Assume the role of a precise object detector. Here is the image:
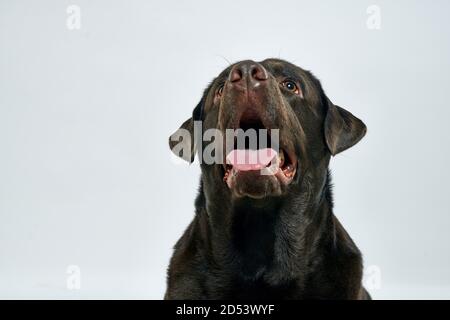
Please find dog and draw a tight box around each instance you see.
[165,59,370,299]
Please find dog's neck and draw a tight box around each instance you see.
[198,169,335,285]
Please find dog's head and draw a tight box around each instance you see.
[169,59,366,201]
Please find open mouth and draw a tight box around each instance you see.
[223,110,297,189]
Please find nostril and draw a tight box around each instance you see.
[230,68,243,82]
[251,65,268,81]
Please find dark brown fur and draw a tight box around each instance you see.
[165,59,370,299]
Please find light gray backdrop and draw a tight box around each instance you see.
[1,0,449,299]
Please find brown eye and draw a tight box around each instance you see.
[281,80,300,95]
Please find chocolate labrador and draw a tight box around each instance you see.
[165,59,370,299]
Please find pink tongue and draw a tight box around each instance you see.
[226,148,278,171]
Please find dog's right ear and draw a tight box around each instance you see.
[168,100,203,163]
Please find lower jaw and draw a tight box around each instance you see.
[224,166,296,190]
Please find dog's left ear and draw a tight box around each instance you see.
[324,98,367,156]
[168,100,203,163]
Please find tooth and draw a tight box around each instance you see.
[284,164,292,174]
[279,151,285,166]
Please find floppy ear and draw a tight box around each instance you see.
[168,101,203,163]
[324,98,367,156]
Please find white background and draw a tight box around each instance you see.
[1,0,449,299]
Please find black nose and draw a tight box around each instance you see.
[228,61,268,87]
